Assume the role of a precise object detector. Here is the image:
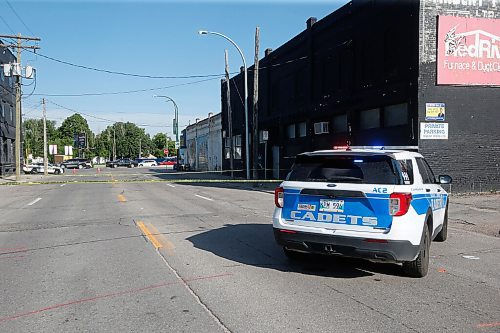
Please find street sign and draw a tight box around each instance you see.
[163,148,169,156]
[74,133,86,149]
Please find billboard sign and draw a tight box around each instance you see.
[425,103,446,121]
[74,133,87,149]
[437,16,500,86]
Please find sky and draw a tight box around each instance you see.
[0,0,348,138]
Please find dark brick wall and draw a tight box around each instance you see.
[418,0,500,192]
[221,0,420,178]
[0,40,17,176]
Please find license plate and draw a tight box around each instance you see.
[319,199,344,213]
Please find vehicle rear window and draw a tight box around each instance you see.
[286,154,402,185]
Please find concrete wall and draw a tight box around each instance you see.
[185,113,222,172]
[418,0,500,192]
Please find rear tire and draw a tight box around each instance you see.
[54,169,60,175]
[78,164,83,169]
[113,164,117,168]
[434,206,448,242]
[403,224,430,278]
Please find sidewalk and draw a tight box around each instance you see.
[0,173,56,184]
[448,193,500,238]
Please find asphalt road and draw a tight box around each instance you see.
[1,167,499,332]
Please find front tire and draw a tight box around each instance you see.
[403,224,430,278]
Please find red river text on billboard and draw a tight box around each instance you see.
[437,16,500,86]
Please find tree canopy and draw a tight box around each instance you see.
[23,113,164,161]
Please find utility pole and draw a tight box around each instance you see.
[113,127,116,161]
[0,34,40,180]
[42,98,48,176]
[225,50,234,179]
[252,27,260,182]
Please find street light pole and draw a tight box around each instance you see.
[153,95,179,149]
[198,30,250,180]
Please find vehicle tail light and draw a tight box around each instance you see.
[279,229,297,234]
[275,187,284,208]
[389,193,412,216]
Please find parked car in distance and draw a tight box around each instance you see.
[60,158,92,169]
[159,156,178,170]
[106,158,136,168]
[138,159,157,167]
[22,163,36,174]
[31,163,64,175]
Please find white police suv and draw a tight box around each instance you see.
[273,148,452,277]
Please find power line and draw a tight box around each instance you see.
[0,14,15,35]
[4,0,36,36]
[27,49,308,82]
[29,55,309,98]
[32,76,223,97]
[45,99,187,129]
[29,50,230,79]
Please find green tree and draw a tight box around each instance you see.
[23,118,58,159]
[152,132,176,157]
[57,113,94,158]
[97,122,154,159]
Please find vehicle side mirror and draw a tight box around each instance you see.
[438,175,452,184]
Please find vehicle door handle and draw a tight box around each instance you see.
[426,189,431,192]
[437,189,441,192]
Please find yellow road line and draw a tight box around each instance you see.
[136,221,163,249]
[147,222,174,255]
[117,194,127,202]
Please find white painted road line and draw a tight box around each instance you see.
[60,184,66,187]
[27,198,42,206]
[195,194,213,202]
[167,184,176,188]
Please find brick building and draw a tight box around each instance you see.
[221,0,499,192]
[0,40,17,176]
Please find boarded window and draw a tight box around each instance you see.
[360,108,380,129]
[332,114,348,133]
[298,122,307,137]
[287,124,296,139]
[384,103,408,127]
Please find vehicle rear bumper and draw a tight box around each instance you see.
[273,228,419,262]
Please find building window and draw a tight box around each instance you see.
[224,137,231,160]
[332,114,348,133]
[298,122,307,137]
[384,103,408,127]
[360,108,380,129]
[314,122,329,135]
[287,124,296,139]
[0,103,4,119]
[233,135,241,160]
